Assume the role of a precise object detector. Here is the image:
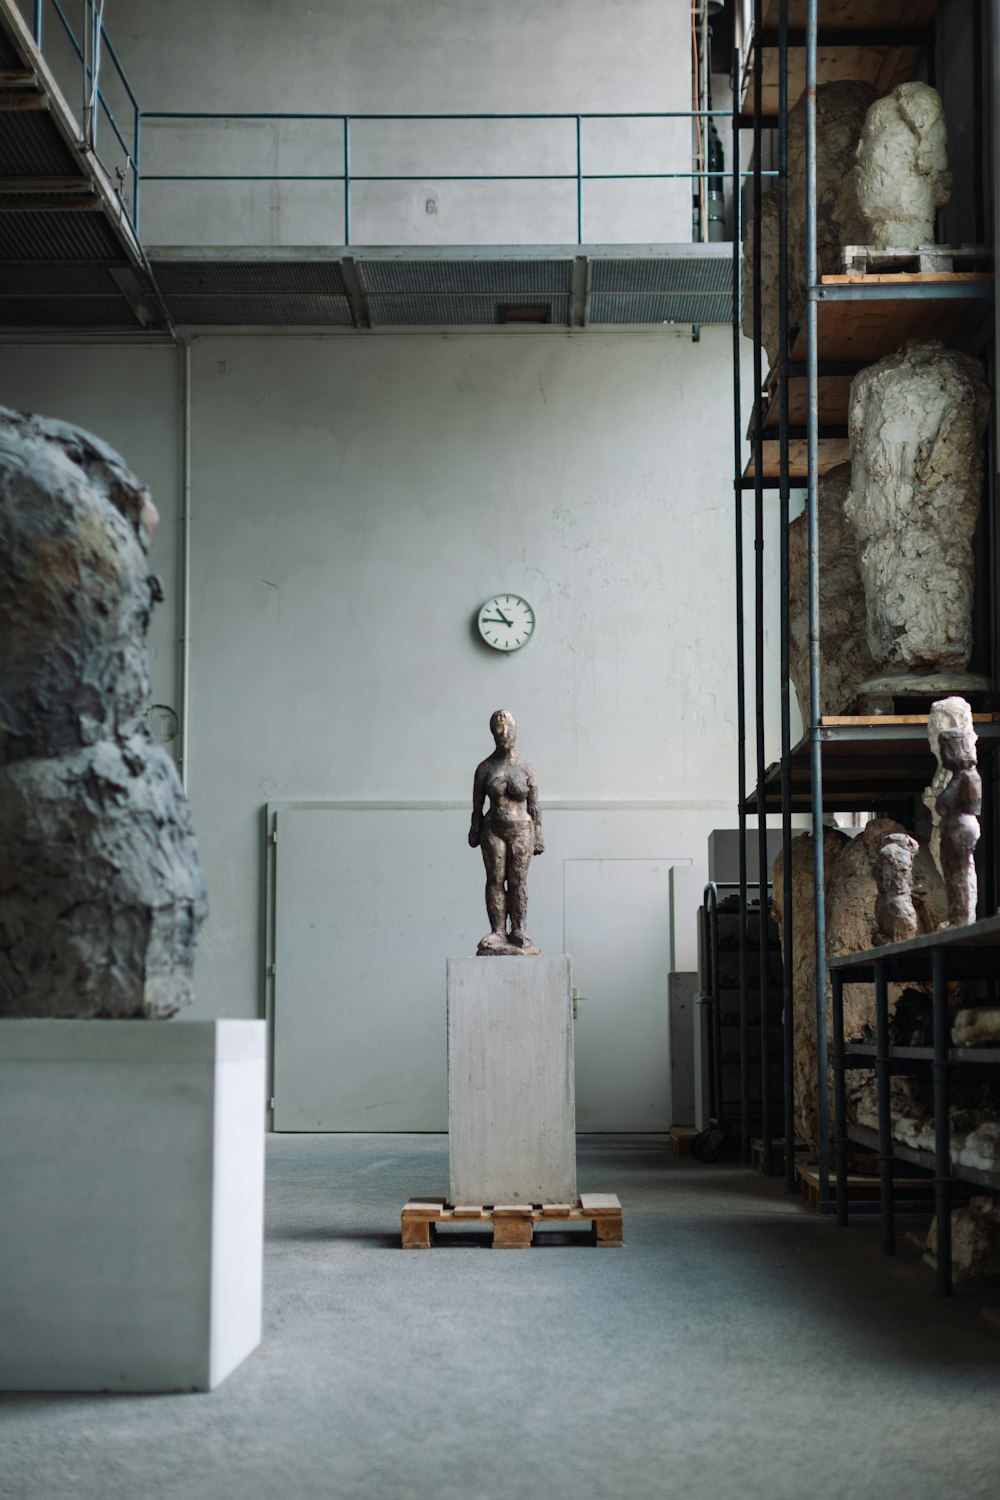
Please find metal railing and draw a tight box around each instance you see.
[23,5,783,248]
[31,0,141,224]
[136,108,763,245]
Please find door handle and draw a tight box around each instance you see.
[572,986,589,1021]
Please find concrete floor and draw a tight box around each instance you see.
[4,1134,1000,1500]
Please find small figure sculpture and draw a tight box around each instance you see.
[935,727,981,929]
[924,696,977,876]
[874,831,920,946]
[469,709,543,955]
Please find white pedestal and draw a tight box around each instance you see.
[0,1019,266,1392]
[447,955,576,1205]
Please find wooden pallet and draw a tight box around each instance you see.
[797,1163,934,1211]
[669,1127,701,1159]
[401,1193,623,1249]
[842,244,992,276]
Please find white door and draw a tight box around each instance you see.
[564,858,674,1130]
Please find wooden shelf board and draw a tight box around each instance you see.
[744,436,848,478]
[786,275,994,364]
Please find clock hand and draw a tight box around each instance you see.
[482,614,513,626]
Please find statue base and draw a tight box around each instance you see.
[476,932,541,956]
[447,955,576,1205]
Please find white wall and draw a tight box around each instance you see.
[49,0,696,245]
[0,328,773,1022]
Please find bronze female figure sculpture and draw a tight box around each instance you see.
[469,709,543,955]
[935,727,981,928]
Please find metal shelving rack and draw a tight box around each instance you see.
[731,0,998,1216]
[831,917,1000,1295]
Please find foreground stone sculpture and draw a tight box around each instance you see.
[744,80,876,366]
[0,407,206,1018]
[469,709,543,955]
[845,342,991,689]
[874,832,920,946]
[845,82,951,249]
[936,728,981,928]
[787,463,877,719]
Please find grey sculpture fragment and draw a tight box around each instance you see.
[874,831,921,946]
[744,80,876,366]
[787,463,876,719]
[0,406,206,1018]
[469,709,543,955]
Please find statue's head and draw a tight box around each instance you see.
[490,708,517,749]
[939,727,975,772]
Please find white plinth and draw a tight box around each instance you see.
[447,955,576,1205]
[0,1019,266,1392]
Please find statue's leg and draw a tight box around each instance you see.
[506,827,534,945]
[482,828,507,936]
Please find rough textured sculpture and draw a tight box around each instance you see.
[923,696,977,879]
[935,728,981,929]
[844,82,950,249]
[773,819,945,1154]
[874,831,920,946]
[845,342,991,686]
[0,406,206,1018]
[469,709,543,956]
[744,81,876,366]
[787,463,876,719]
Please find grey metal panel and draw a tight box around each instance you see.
[272,806,475,1131]
[589,292,732,324]
[0,264,119,293]
[0,110,82,177]
[163,294,354,325]
[152,260,348,296]
[0,294,136,325]
[590,254,732,295]
[367,293,570,325]
[0,209,123,259]
[358,258,573,294]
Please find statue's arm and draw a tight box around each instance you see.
[469,762,486,848]
[527,764,544,855]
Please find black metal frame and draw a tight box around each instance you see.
[831,918,1000,1295]
[732,0,997,1216]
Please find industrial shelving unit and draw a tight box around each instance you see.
[731,0,999,1236]
[831,917,1000,1294]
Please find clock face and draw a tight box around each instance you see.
[477,594,535,652]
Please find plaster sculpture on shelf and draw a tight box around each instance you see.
[469,708,543,956]
[0,407,207,1018]
[923,695,977,881]
[874,831,920,946]
[843,82,951,250]
[844,342,991,697]
[773,818,946,1155]
[744,80,876,366]
[935,727,981,929]
[787,462,876,719]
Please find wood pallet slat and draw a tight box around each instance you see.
[401,1195,623,1249]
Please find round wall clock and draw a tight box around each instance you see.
[477,594,535,652]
